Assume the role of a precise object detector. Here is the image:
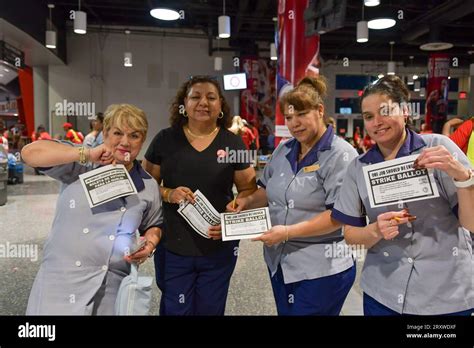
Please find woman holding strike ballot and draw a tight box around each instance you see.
[228,76,358,315]
[143,75,256,315]
[331,76,474,315]
[22,104,163,315]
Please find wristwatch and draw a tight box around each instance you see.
[453,169,474,188]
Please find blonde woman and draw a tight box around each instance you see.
[22,104,163,315]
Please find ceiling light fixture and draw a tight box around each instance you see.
[419,87,426,97]
[218,0,231,38]
[368,18,396,30]
[413,74,419,80]
[357,1,368,43]
[124,30,132,67]
[387,41,395,75]
[419,25,453,51]
[45,4,56,49]
[414,80,420,92]
[74,0,87,34]
[364,0,380,6]
[407,56,414,84]
[270,43,277,60]
[150,8,180,21]
[378,73,384,79]
[214,38,222,71]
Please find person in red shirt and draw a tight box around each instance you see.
[63,122,84,144]
[32,125,52,142]
[445,117,473,155]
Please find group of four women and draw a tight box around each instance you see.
[22,74,473,316]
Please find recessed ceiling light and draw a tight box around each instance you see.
[150,8,180,21]
[368,18,396,30]
[378,73,384,78]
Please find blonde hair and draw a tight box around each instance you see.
[103,104,148,139]
[279,76,328,123]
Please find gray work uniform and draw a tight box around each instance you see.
[26,146,163,315]
[332,129,473,315]
[258,126,358,284]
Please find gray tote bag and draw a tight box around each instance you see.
[115,263,153,315]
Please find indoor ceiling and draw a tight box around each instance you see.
[50,0,473,67]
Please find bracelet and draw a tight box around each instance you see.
[78,146,88,165]
[162,188,169,202]
[146,240,157,258]
[166,189,174,203]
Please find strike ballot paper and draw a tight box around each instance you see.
[177,190,221,239]
[79,164,137,208]
[363,154,440,208]
[221,207,272,241]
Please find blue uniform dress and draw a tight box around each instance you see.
[26,145,163,315]
[332,129,473,315]
[257,126,358,315]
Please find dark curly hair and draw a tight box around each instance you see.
[169,75,232,128]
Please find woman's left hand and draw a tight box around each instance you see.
[124,239,155,265]
[414,145,470,181]
[252,225,287,247]
[208,225,222,240]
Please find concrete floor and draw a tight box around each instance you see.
[0,167,364,315]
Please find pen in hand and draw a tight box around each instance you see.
[232,197,236,209]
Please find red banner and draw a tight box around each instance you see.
[275,0,320,143]
[240,57,276,125]
[425,53,449,134]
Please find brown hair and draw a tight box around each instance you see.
[279,75,328,123]
[169,75,232,128]
[360,75,410,107]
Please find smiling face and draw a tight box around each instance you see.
[184,82,222,124]
[104,124,144,165]
[283,103,325,146]
[362,93,406,147]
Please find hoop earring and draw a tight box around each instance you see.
[218,111,224,119]
[182,110,188,118]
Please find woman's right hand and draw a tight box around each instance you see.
[226,197,249,212]
[169,186,195,204]
[88,144,115,165]
[375,209,414,240]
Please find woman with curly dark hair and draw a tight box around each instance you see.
[143,75,257,315]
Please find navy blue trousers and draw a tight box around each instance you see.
[154,244,238,315]
[270,264,356,315]
[363,293,474,316]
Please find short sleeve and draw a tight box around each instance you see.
[38,140,90,184]
[230,133,251,171]
[144,130,165,165]
[320,142,358,209]
[331,159,367,227]
[434,136,473,213]
[257,142,286,188]
[139,180,164,234]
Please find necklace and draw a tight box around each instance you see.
[185,125,219,138]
